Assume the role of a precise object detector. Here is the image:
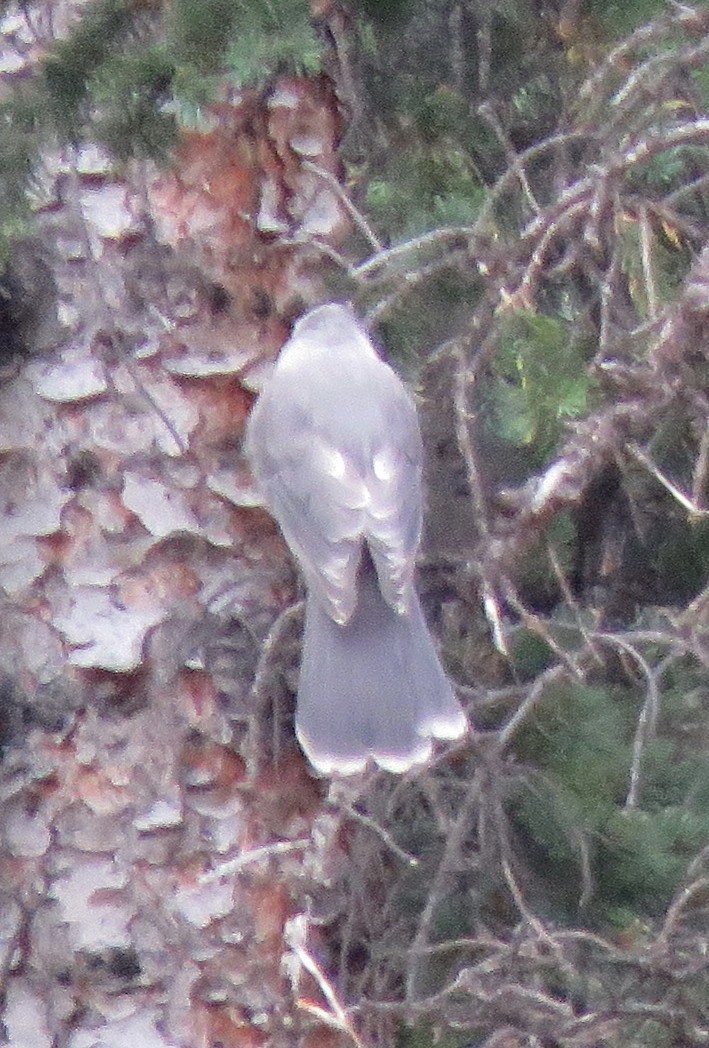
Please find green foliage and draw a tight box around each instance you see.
[357,0,416,29]
[590,0,669,39]
[512,682,709,925]
[225,0,322,88]
[91,48,178,161]
[691,66,709,109]
[652,515,709,604]
[634,149,699,192]
[362,83,486,240]
[42,0,137,135]
[0,0,325,258]
[484,312,593,459]
[603,806,709,912]
[622,148,709,259]
[0,86,52,262]
[509,628,556,679]
[349,5,533,184]
[365,117,485,241]
[372,268,482,374]
[520,685,632,810]
[170,0,242,71]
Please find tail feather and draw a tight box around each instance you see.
[295,567,467,774]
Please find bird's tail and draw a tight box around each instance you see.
[295,564,467,774]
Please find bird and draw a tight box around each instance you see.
[244,303,467,774]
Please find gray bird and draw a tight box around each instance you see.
[245,303,467,774]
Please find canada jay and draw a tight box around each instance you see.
[245,303,467,774]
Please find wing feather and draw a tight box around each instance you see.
[245,308,424,623]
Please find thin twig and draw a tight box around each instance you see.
[199,838,311,883]
[692,420,709,509]
[331,799,420,867]
[353,226,474,279]
[639,204,658,319]
[405,772,483,1001]
[502,580,583,679]
[285,915,369,1048]
[578,6,702,106]
[497,664,568,751]
[250,601,304,702]
[303,160,383,253]
[628,443,709,517]
[593,631,663,809]
[654,876,709,950]
[478,102,540,216]
[546,541,602,661]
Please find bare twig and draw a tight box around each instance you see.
[497,664,568,751]
[638,205,658,319]
[692,420,709,509]
[247,600,304,772]
[331,798,420,867]
[353,226,474,280]
[628,443,709,517]
[303,160,383,252]
[250,601,304,703]
[478,102,540,216]
[501,580,583,679]
[405,772,483,1001]
[285,915,369,1047]
[200,838,310,883]
[592,632,667,809]
[577,6,708,107]
[654,876,709,950]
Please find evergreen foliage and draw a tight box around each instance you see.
[41,0,137,134]
[225,0,321,88]
[317,3,709,1044]
[485,312,593,458]
[0,85,48,250]
[513,681,709,922]
[0,0,708,1044]
[0,0,323,254]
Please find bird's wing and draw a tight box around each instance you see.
[246,363,423,623]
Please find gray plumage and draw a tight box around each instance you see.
[245,303,467,774]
